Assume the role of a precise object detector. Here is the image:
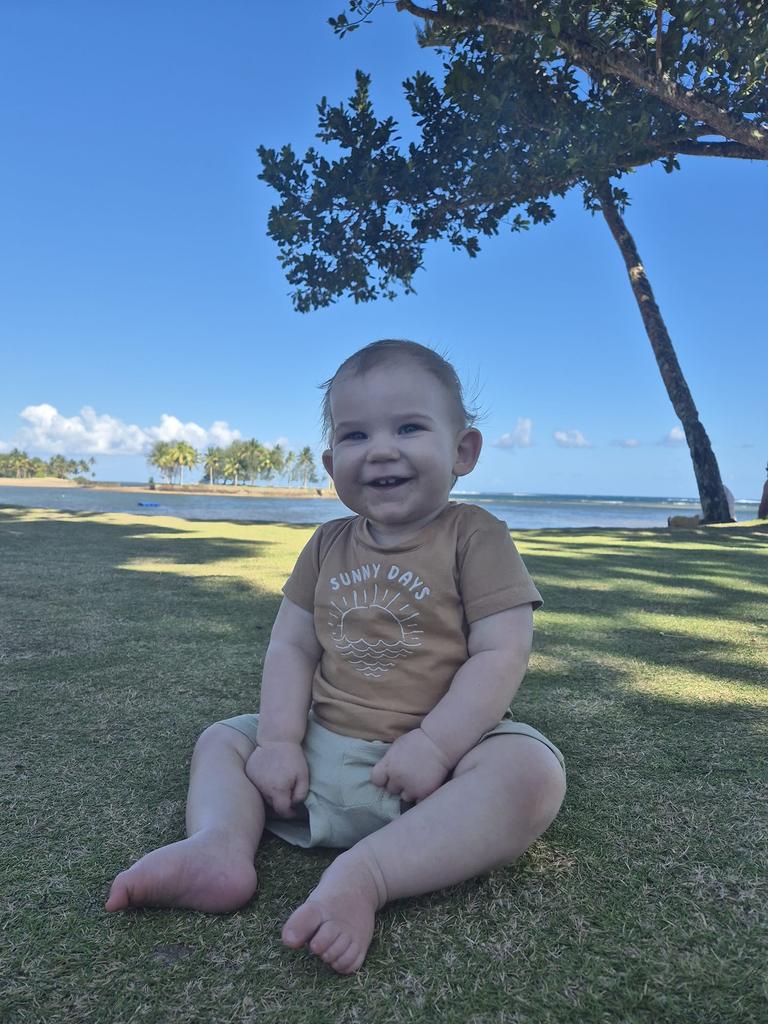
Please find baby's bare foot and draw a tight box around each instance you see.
[105,828,258,914]
[282,850,384,974]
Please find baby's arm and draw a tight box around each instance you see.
[245,597,321,817]
[371,604,533,802]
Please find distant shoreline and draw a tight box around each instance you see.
[0,477,337,500]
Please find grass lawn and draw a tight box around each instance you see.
[1,506,766,1024]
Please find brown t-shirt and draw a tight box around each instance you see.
[282,502,542,742]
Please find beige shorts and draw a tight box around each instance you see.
[218,712,565,849]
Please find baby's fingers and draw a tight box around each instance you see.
[373,763,404,796]
[270,782,297,818]
[291,764,309,805]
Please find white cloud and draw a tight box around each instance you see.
[659,426,685,446]
[0,439,10,453]
[493,418,533,449]
[611,438,641,448]
[554,428,592,448]
[17,404,242,455]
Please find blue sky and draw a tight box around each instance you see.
[1,1,765,499]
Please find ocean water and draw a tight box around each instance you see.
[0,485,760,530]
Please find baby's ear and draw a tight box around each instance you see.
[453,428,482,478]
[322,449,334,478]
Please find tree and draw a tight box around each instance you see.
[259,1,767,522]
[241,438,267,484]
[6,448,33,478]
[47,454,67,478]
[203,446,223,485]
[283,449,297,486]
[266,443,287,483]
[222,443,248,487]
[294,446,320,488]
[147,441,175,484]
[172,441,199,484]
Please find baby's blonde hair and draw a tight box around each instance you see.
[320,339,476,444]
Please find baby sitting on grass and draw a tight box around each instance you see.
[106,339,566,974]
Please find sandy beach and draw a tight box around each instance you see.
[0,476,337,499]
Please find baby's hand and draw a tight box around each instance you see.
[370,728,453,804]
[245,741,309,818]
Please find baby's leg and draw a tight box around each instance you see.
[106,724,265,913]
[283,735,565,973]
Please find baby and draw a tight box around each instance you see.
[106,339,566,974]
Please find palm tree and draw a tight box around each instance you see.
[47,454,69,479]
[267,444,286,484]
[283,450,297,486]
[203,446,223,485]
[222,443,248,487]
[294,447,319,489]
[148,441,174,484]
[223,455,244,487]
[7,448,30,478]
[171,441,198,484]
[242,439,267,484]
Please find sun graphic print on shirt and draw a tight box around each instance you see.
[328,581,426,679]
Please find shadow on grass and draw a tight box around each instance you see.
[0,509,292,717]
[3,508,765,742]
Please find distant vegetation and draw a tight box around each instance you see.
[0,450,94,480]
[0,440,323,489]
[147,440,321,488]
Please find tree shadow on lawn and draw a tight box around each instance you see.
[0,506,303,573]
[512,525,767,789]
[519,525,768,599]
[181,518,322,530]
[524,536,768,593]
[5,508,764,772]
[520,526,768,627]
[0,508,296,704]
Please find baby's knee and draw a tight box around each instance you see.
[518,744,566,834]
[193,722,254,762]
[491,737,566,832]
[533,757,566,830]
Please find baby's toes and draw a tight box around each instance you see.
[104,872,132,911]
[282,901,324,948]
[332,942,366,975]
[320,933,353,966]
[309,920,343,957]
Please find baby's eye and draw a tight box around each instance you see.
[399,423,423,434]
[341,430,366,441]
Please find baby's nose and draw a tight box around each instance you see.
[367,435,400,460]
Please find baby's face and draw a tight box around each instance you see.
[322,359,480,544]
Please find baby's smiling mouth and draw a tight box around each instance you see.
[367,477,410,488]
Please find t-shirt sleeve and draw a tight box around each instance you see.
[458,514,542,623]
[281,527,323,613]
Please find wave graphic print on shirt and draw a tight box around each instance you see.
[328,581,426,679]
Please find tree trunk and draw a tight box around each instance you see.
[595,180,731,524]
